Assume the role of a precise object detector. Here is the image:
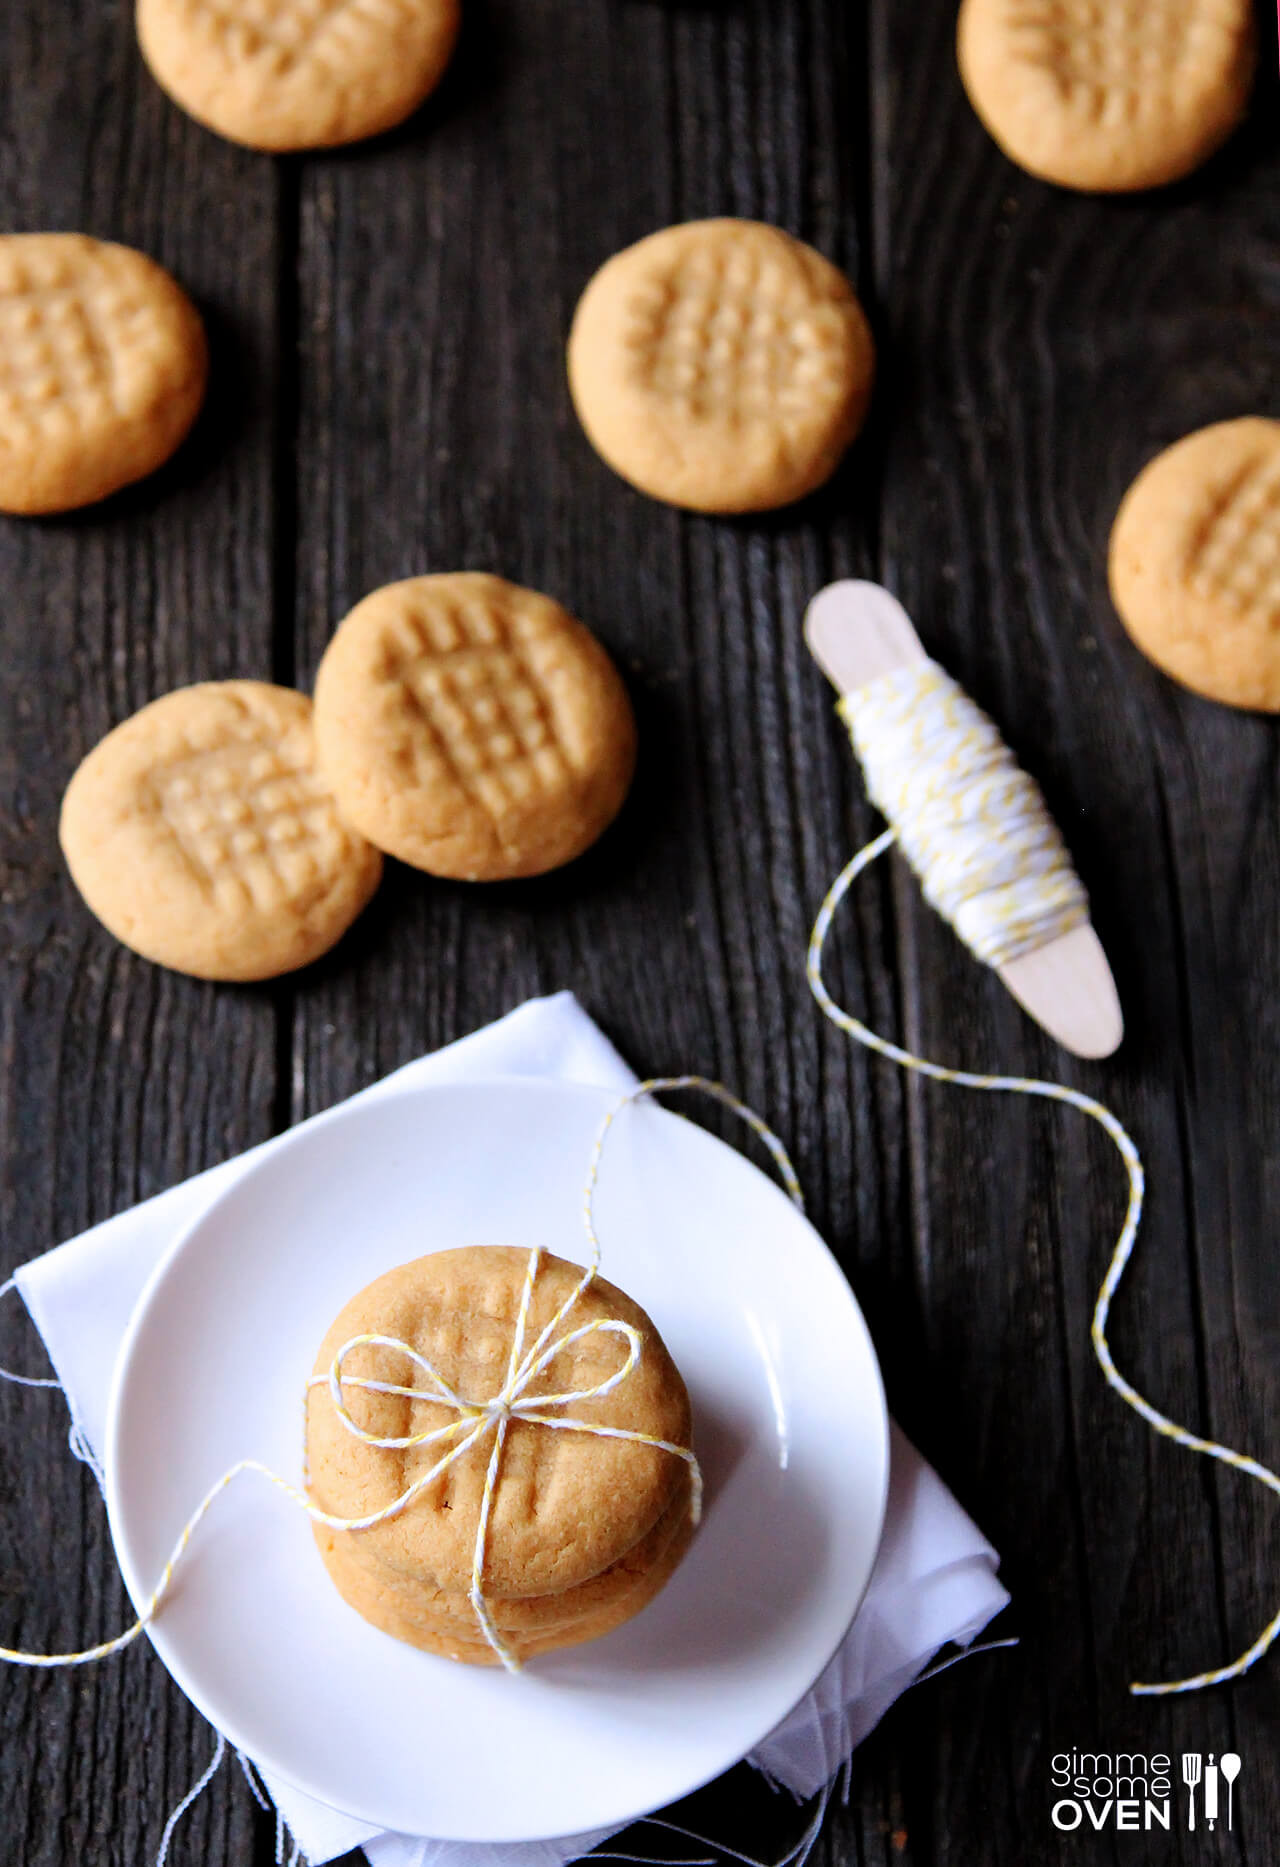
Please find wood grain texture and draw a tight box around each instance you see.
[1,0,1279,1862]
[0,5,284,1863]
[865,6,1280,1866]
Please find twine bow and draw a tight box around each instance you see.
[0,1077,795,1674]
[314,1241,703,1669]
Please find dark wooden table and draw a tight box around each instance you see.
[2,2,1279,1862]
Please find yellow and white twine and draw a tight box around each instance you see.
[816,667,1280,1694]
[2,649,1273,1698]
[841,661,1088,969]
[0,1078,804,1675]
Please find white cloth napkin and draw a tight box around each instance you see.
[13,993,1009,1867]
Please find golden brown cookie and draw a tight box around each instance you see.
[317,1482,696,1665]
[306,1247,692,1597]
[0,234,206,515]
[323,1467,693,1636]
[1109,418,1280,711]
[312,574,637,881]
[136,0,460,151]
[60,682,383,979]
[957,0,1255,192]
[567,219,874,513]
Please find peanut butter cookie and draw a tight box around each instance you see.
[958,0,1255,192]
[567,220,874,513]
[1109,418,1280,711]
[137,0,460,150]
[61,682,382,978]
[312,574,637,880]
[306,1247,692,1600]
[315,1477,696,1665]
[0,234,206,515]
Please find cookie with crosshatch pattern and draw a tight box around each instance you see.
[60,682,382,979]
[136,0,460,151]
[0,234,206,516]
[313,1475,696,1665]
[305,1246,694,1663]
[957,0,1255,192]
[1108,419,1280,711]
[566,220,874,514]
[312,574,637,880]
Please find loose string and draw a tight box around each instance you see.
[153,1731,227,1867]
[0,1079,1011,1861]
[0,1279,62,1387]
[810,812,1280,1693]
[0,1077,805,1675]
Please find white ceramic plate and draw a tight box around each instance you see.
[105,1077,887,1842]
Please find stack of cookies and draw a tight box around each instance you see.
[305,1246,696,1665]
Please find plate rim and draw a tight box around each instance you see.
[104,1074,889,1841]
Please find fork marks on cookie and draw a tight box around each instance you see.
[313,574,636,880]
[185,0,427,82]
[1001,0,1247,119]
[154,712,352,912]
[959,0,1254,190]
[1185,448,1280,625]
[0,235,206,514]
[375,589,576,827]
[138,0,459,150]
[623,240,854,437]
[61,682,381,980]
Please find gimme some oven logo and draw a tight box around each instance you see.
[1051,1751,1243,1834]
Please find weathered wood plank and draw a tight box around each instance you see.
[289,2,891,1859]
[869,3,1280,1863]
[0,6,284,1862]
[3,0,1280,1861]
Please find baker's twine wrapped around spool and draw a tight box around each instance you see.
[809,664,1280,1696]
[839,660,1089,968]
[0,1078,800,1674]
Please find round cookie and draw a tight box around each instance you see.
[957,0,1256,193]
[567,219,874,514]
[320,1467,693,1636]
[312,574,637,881]
[1109,418,1280,711]
[306,1247,692,1598]
[136,0,460,151]
[60,681,383,979]
[0,234,206,515]
[316,1484,696,1665]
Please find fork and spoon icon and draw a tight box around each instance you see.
[1183,1753,1243,1831]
